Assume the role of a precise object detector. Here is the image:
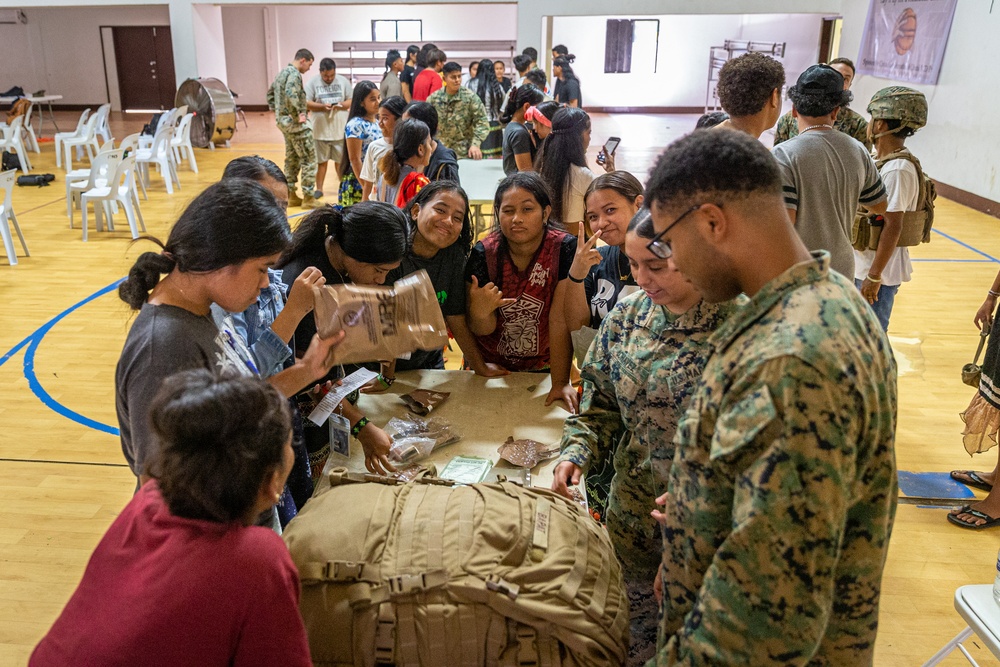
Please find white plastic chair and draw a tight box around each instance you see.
[93,103,112,144]
[135,124,180,194]
[64,139,115,216]
[0,169,29,265]
[118,133,147,200]
[67,149,123,225]
[80,155,145,241]
[62,114,100,172]
[138,108,177,150]
[54,109,91,168]
[2,101,42,153]
[170,113,198,173]
[0,117,32,173]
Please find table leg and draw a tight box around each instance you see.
[45,101,60,134]
[920,626,976,666]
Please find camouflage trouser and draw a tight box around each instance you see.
[282,128,317,197]
[626,578,657,667]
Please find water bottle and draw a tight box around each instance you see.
[994,545,1000,606]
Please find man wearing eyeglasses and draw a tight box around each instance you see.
[644,129,897,667]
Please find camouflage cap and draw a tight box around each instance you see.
[867,86,927,131]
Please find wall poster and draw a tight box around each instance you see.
[856,0,958,84]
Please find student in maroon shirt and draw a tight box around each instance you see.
[31,370,312,667]
[464,172,579,413]
[412,48,446,101]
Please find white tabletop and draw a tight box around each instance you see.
[458,158,506,204]
[955,584,1000,659]
[315,369,569,492]
[0,94,63,104]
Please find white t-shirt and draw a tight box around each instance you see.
[853,156,920,286]
[304,74,352,141]
[360,137,393,195]
[562,164,595,226]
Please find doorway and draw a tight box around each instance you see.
[818,17,843,64]
[111,26,177,111]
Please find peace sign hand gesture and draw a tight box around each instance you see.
[568,222,602,283]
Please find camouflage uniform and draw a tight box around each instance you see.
[650,251,898,666]
[267,64,317,197]
[773,106,871,150]
[557,292,744,666]
[427,87,490,158]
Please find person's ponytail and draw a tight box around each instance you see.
[279,205,343,266]
[118,240,176,310]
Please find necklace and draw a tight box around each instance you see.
[800,123,834,135]
[617,248,631,282]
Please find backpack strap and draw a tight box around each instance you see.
[875,149,927,211]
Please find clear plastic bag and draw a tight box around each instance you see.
[386,415,461,463]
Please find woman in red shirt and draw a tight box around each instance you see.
[464,172,578,412]
[31,370,312,667]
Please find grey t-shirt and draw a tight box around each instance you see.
[115,304,250,477]
[772,129,886,278]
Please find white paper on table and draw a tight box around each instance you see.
[308,368,380,425]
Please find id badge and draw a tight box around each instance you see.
[329,413,351,458]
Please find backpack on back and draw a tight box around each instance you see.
[852,150,936,252]
[283,469,629,667]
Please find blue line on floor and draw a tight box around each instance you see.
[911,258,994,263]
[1,279,123,435]
[932,228,1000,263]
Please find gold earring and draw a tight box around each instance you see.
[274,492,281,503]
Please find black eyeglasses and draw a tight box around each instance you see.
[646,204,706,259]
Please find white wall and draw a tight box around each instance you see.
[192,4,228,83]
[0,5,170,105]
[839,0,1000,202]
[220,3,518,106]
[550,13,826,109]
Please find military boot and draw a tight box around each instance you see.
[287,188,303,207]
[301,194,324,209]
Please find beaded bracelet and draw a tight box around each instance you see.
[351,416,370,438]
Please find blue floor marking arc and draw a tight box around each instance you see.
[1,279,124,436]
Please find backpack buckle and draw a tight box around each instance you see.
[486,575,520,600]
[374,604,396,663]
[327,561,365,581]
[387,573,426,595]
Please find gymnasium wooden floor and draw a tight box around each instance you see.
[1,110,998,666]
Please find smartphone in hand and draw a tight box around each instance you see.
[597,136,621,165]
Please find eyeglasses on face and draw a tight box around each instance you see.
[646,203,707,259]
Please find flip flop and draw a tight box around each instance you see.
[947,505,1000,530]
[950,470,993,492]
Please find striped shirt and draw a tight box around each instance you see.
[772,128,886,278]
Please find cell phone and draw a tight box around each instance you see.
[597,136,621,165]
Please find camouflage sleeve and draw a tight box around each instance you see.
[657,357,864,666]
[772,113,792,147]
[285,73,306,117]
[556,319,626,472]
[853,116,872,150]
[267,80,276,112]
[470,96,490,146]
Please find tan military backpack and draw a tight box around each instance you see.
[852,150,937,252]
[283,469,630,667]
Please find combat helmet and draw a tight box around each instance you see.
[867,86,927,132]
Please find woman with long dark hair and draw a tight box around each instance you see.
[114,180,341,491]
[338,81,382,207]
[464,172,579,412]
[400,44,419,102]
[526,100,559,147]
[360,95,408,202]
[277,202,409,477]
[472,58,506,158]
[375,118,432,207]
[534,107,613,229]
[553,54,582,108]
[501,84,545,175]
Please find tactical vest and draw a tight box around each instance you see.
[283,469,629,666]
[852,149,937,252]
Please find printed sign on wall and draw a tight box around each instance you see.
[856,0,958,84]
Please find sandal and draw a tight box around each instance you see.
[950,470,993,492]
[947,505,1000,530]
